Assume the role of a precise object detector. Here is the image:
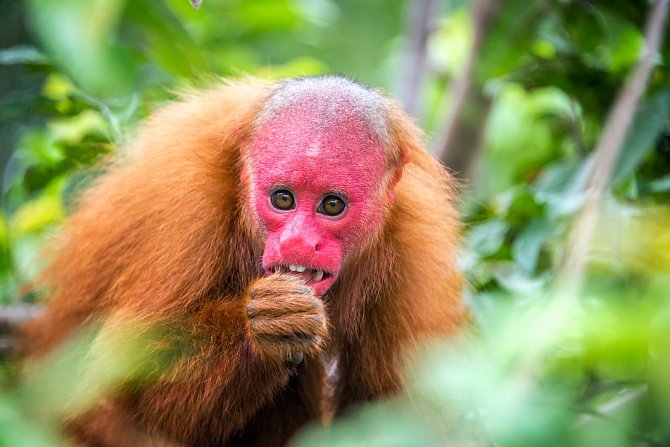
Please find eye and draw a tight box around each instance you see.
[270,190,295,210]
[319,195,346,216]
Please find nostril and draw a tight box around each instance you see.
[314,243,322,252]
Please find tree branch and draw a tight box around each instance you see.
[555,0,670,296]
[399,0,439,118]
[436,0,500,176]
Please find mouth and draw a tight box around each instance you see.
[269,264,332,283]
[266,263,336,295]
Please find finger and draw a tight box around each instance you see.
[257,335,324,357]
[254,342,318,365]
[250,314,326,339]
[246,295,322,319]
[250,275,313,300]
[250,285,312,301]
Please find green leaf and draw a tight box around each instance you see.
[512,218,554,275]
[11,191,65,237]
[493,261,546,294]
[467,219,509,257]
[0,45,49,66]
[533,160,589,218]
[17,130,65,167]
[483,85,570,194]
[647,175,670,193]
[613,89,670,185]
[47,110,108,145]
[42,73,78,101]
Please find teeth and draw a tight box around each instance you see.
[296,265,306,273]
[288,264,297,272]
[312,270,324,282]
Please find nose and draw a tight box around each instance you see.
[278,214,322,255]
[280,233,322,254]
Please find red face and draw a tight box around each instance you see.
[248,102,389,296]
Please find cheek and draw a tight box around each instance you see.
[260,232,282,264]
[329,198,386,252]
[251,190,281,231]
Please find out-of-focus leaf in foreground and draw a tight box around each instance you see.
[6,317,184,445]
[296,287,670,446]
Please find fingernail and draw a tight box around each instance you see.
[290,351,304,365]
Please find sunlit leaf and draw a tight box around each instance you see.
[41,74,77,101]
[48,110,109,145]
[11,193,65,237]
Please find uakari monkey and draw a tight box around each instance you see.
[24,76,465,446]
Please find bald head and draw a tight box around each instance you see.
[256,76,390,149]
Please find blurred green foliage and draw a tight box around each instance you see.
[0,0,669,445]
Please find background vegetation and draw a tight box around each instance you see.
[0,0,669,445]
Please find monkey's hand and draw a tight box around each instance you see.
[246,274,328,364]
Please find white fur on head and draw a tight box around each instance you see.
[256,76,391,148]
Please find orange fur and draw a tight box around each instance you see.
[23,77,465,446]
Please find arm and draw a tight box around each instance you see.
[70,274,328,446]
